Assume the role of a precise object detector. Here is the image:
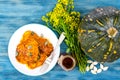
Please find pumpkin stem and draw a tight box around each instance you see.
[107,27,118,38]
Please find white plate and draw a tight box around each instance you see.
[8,23,60,76]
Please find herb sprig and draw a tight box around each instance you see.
[42,0,87,73]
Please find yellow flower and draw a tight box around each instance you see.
[55,3,63,9]
[65,16,72,24]
[46,12,52,17]
[53,17,59,27]
[58,0,69,6]
[70,11,80,17]
[42,16,48,23]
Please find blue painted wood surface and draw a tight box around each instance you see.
[0,0,120,80]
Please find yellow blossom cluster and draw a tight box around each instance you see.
[58,0,69,6]
[42,0,87,73]
[42,0,80,32]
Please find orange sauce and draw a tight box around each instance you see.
[16,30,53,69]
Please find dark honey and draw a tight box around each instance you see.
[62,57,73,69]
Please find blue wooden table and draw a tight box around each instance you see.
[0,0,120,80]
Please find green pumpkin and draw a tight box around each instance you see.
[78,7,120,62]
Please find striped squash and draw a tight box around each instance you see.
[78,7,120,62]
